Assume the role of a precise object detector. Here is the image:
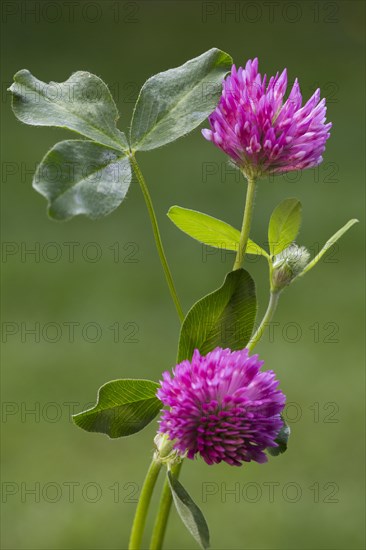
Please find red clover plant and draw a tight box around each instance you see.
[9,48,358,550]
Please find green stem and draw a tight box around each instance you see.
[129,154,184,323]
[128,155,184,548]
[233,175,256,271]
[247,291,281,351]
[128,458,162,550]
[149,462,183,550]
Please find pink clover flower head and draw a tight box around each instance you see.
[157,347,286,466]
[202,58,332,178]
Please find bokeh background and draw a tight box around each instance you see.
[1,1,365,548]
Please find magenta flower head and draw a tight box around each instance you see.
[202,58,332,178]
[157,347,286,466]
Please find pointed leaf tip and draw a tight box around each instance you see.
[168,206,268,257]
[178,269,257,362]
[268,198,302,257]
[168,471,210,549]
[300,218,359,277]
[73,379,162,438]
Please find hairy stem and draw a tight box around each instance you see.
[247,291,281,351]
[130,154,184,322]
[233,175,256,270]
[128,153,185,548]
[129,458,162,549]
[149,462,183,549]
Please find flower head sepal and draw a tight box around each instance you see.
[154,433,185,467]
[271,244,310,291]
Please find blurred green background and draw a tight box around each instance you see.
[1,1,365,549]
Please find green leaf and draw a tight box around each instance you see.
[168,206,268,256]
[73,379,162,438]
[246,239,269,257]
[299,219,359,277]
[168,471,210,550]
[33,140,131,220]
[9,70,127,151]
[130,48,232,151]
[268,198,302,256]
[267,417,290,456]
[178,269,257,362]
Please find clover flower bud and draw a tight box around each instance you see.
[271,244,310,291]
